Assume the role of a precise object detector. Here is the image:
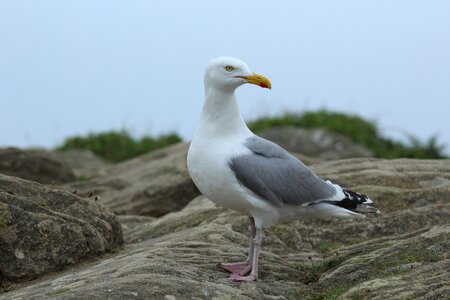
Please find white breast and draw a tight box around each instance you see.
[187,135,253,213]
[187,134,281,228]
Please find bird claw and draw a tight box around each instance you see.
[219,262,250,275]
[229,273,257,282]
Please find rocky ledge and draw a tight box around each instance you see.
[0,174,123,288]
[0,144,449,299]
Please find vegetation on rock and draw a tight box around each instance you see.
[0,174,124,288]
[55,110,446,161]
[248,110,447,159]
[56,130,181,162]
[295,226,450,299]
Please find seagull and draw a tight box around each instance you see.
[187,57,379,282]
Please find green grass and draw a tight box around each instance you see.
[294,240,446,300]
[295,283,354,300]
[294,255,350,299]
[318,242,343,253]
[295,255,347,284]
[56,110,447,162]
[105,243,122,254]
[76,175,90,181]
[46,288,70,297]
[248,110,447,159]
[370,248,444,278]
[0,217,6,229]
[56,130,181,163]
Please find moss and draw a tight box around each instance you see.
[318,242,343,253]
[46,288,70,297]
[76,175,90,182]
[295,282,354,300]
[295,238,447,300]
[370,248,444,277]
[105,243,122,254]
[296,255,347,284]
[349,289,372,300]
[0,217,6,229]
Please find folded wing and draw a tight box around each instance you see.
[229,136,342,207]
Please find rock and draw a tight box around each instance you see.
[0,174,123,286]
[259,127,373,160]
[311,158,450,213]
[0,148,76,184]
[118,215,156,240]
[54,149,110,179]
[63,143,199,217]
[289,152,321,166]
[1,158,449,299]
[297,225,450,300]
[2,196,449,299]
[0,197,302,299]
[122,196,226,243]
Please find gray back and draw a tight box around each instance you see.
[229,136,336,207]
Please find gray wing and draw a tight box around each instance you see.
[229,136,337,207]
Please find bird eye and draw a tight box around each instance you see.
[225,65,234,72]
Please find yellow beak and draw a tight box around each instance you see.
[241,72,272,89]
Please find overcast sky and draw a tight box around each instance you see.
[1,1,449,154]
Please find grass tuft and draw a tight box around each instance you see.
[248,110,447,159]
[46,288,70,297]
[294,237,447,300]
[56,130,181,163]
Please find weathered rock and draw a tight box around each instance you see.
[259,127,373,160]
[64,143,198,217]
[289,152,321,166]
[311,158,450,213]
[0,148,76,184]
[118,215,156,240]
[54,149,110,179]
[1,158,449,299]
[2,191,449,299]
[0,174,123,286]
[0,197,304,299]
[296,225,450,300]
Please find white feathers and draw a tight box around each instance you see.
[188,57,378,229]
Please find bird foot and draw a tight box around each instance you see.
[219,262,251,275]
[229,273,257,282]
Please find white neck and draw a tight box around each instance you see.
[194,86,252,141]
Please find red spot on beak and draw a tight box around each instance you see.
[259,82,268,88]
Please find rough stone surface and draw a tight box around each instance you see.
[302,225,450,300]
[1,158,449,299]
[64,143,198,217]
[1,195,449,299]
[311,158,450,214]
[0,174,123,286]
[259,127,373,160]
[54,149,110,179]
[0,148,76,184]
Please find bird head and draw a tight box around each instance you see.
[204,57,271,92]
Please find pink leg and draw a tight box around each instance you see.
[230,225,261,282]
[220,217,256,275]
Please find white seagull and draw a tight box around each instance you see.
[187,57,379,282]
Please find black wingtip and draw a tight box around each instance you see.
[334,188,379,213]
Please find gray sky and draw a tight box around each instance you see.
[1,1,450,154]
